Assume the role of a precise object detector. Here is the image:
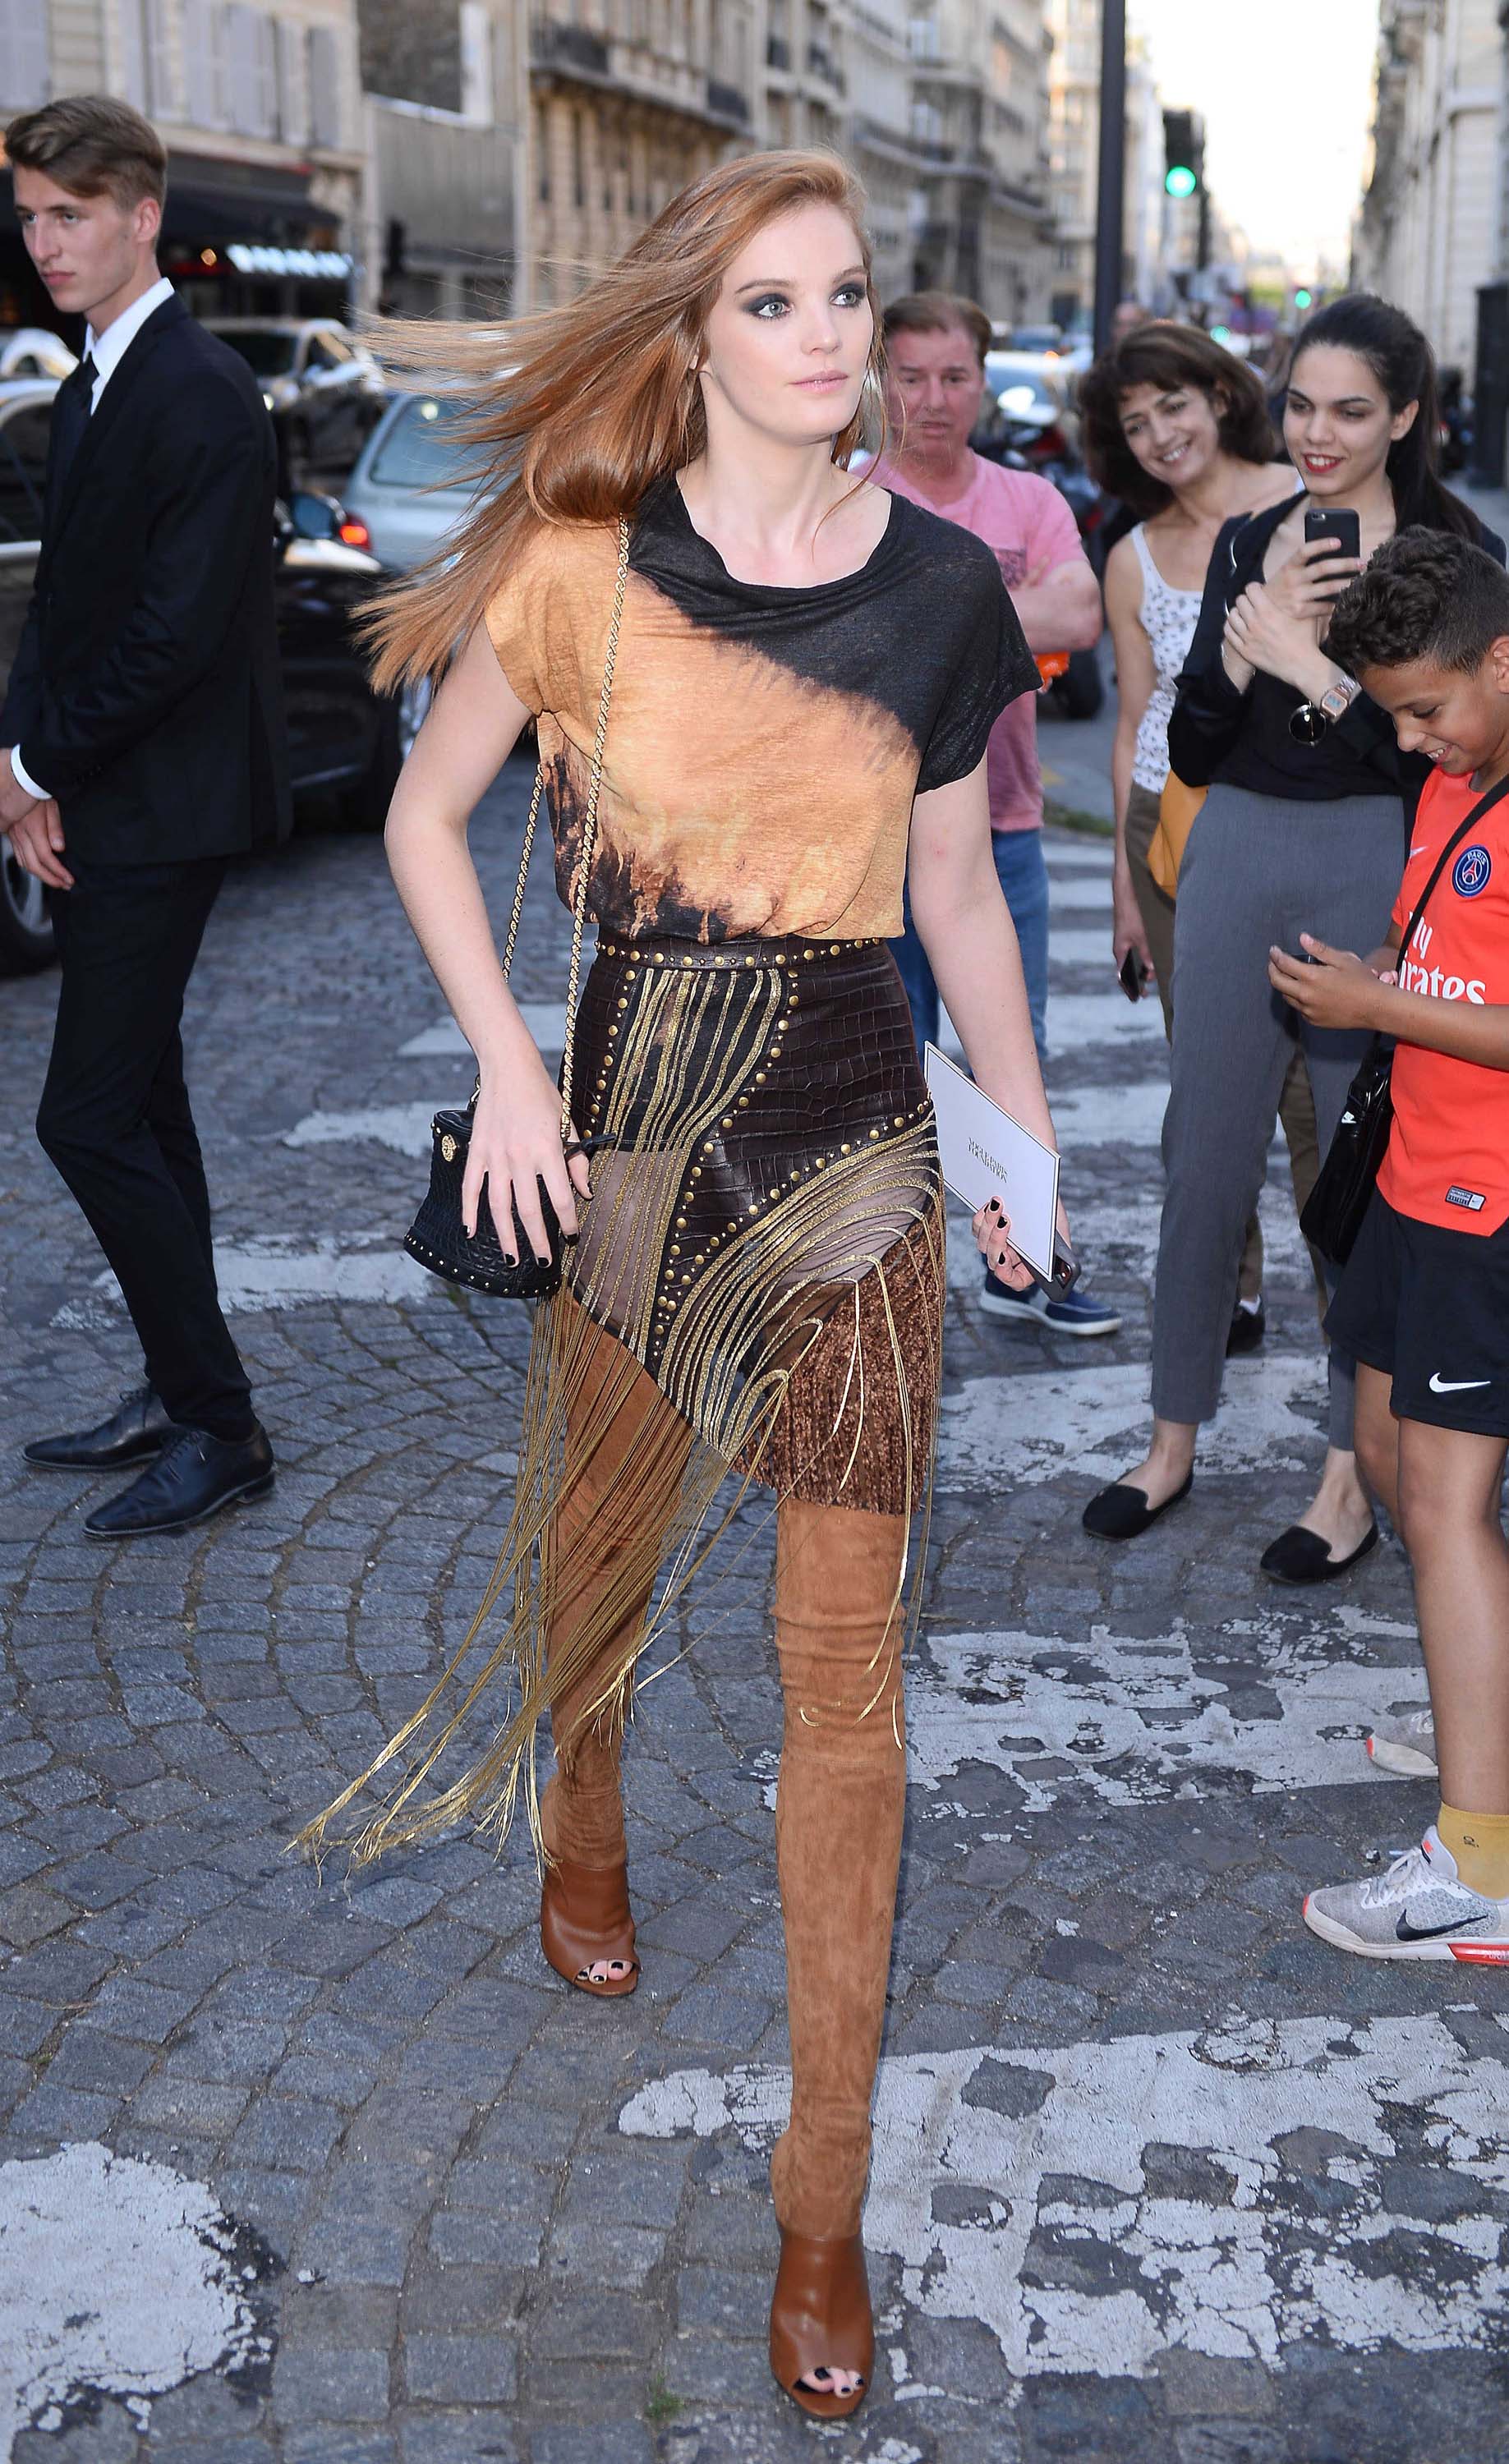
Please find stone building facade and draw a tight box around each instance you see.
[2,0,365,324]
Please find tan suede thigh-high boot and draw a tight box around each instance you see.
[770,1495,909,2233]
[537,1302,691,1990]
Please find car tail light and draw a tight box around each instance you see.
[338,517,371,549]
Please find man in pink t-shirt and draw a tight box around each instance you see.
[872,291,1112,1333]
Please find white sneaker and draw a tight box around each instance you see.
[1304,1827,1509,1963]
[1366,1704,1438,1777]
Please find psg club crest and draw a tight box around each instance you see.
[1452,844,1493,899]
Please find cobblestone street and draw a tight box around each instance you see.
[2,751,1507,2464]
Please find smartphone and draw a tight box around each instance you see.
[1304,507,1361,563]
[1038,1229,1081,1297]
[1118,949,1150,1003]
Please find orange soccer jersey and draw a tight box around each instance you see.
[1378,765,1509,1235]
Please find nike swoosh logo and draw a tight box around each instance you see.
[1429,1373,1491,1393]
[1397,1911,1488,1942]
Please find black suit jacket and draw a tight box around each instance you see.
[0,292,292,865]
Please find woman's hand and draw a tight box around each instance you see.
[1224,582,1332,695]
[465,1048,593,1263]
[1264,536,1362,624]
[970,1194,1073,1293]
[1111,864,1156,985]
[1267,935,1388,1033]
[973,1196,1033,1290]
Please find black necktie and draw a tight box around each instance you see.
[50,352,97,500]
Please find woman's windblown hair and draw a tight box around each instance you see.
[363,149,882,693]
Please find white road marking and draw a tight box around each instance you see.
[904,1614,1411,1811]
[284,1103,437,1158]
[1048,926,1133,970]
[0,2143,265,2456]
[936,1349,1327,1487]
[619,2016,1509,2379]
[53,1238,437,1325]
[1050,991,1166,1048]
[398,1000,564,1059]
[1041,839,1114,871]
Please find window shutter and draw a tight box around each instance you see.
[307,25,340,148]
[255,12,278,136]
[276,16,306,142]
[119,0,147,104]
[3,0,52,107]
[184,0,222,124]
[146,0,175,112]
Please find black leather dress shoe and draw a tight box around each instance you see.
[1226,1298,1266,1358]
[1082,1470,1194,1541]
[1260,1519,1378,1586]
[84,1423,274,1539]
[25,1384,176,1470]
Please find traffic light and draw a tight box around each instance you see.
[1294,286,1313,310]
[1164,109,1203,201]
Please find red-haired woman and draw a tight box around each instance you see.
[301,154,1059,2417]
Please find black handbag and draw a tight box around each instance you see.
[1300,772,1509,1266]
[404,518,630,1299]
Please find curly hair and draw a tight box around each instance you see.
[1324,527,1509,678]
[1078,325,1277,514]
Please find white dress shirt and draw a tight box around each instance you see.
[10,278,177,802]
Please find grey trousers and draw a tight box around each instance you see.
[1152,783,1405,1449]
[1125,780,1326,1313]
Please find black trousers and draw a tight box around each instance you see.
[37,855,254,1441]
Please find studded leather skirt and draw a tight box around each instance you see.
[566,931,945,1515]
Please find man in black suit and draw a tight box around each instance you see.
[1,96,290,1538]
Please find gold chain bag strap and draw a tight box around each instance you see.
[404,517,631,1297]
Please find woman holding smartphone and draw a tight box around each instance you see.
[1082,325,1301,1356]
[1083,294,1504,1576]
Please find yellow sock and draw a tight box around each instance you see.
[1437,1804,1509,1898]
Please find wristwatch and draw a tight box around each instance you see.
[1289,673,1361,744]
[1319,675,1362,722]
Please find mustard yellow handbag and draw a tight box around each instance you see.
[1148,773,1207,898]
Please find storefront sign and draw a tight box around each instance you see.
[227,246,352,278]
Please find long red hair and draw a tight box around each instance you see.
[363,150,883,693]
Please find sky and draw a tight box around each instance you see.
[1129,0,1378,275]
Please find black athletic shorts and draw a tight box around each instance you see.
[1327,1191,1509,1437]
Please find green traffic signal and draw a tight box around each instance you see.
[1165,165,1198,200]
[1294,287,1313,309]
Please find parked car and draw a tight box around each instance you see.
[0,328,77,382]
[205,319,387,480]
[0,381,421,973]
[340,389,477,571]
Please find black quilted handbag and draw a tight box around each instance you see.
[1300,775,1509,1266]
[403,518,628,1301]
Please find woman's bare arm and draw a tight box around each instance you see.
[908,759,1065,1282]
[385,623,590,1262]
[1104,536,1157,978]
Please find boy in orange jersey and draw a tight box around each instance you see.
[1271,526,1509,1963]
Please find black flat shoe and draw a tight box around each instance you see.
[1226,1298,1266,1358]
[25,1384,175,1470]
[1259,1520,1378,1585]
[84,1423,274,1539]
[1082,1471,1194,1541]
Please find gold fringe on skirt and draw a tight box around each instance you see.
[297,935,945,1870]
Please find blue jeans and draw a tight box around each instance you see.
[890,825,1051,1063]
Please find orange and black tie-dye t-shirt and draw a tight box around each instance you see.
[484,474,1036,945]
